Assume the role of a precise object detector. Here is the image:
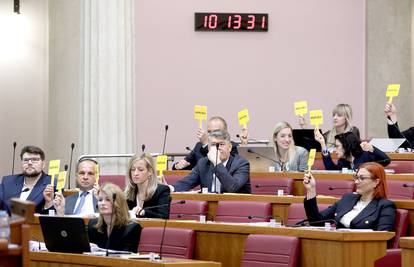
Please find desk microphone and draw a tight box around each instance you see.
[185,146,193,153]
[162,125,169,155]
[247,215,274,221]
[141,144,146,152]
[236,134,263,144]
[67,143,75,190]
[212,143,219,193]
[403,183,414,188]
[105,193,117,256]
[11,141,17,175]
[255,184,288,188]
[21,187,30,193]
[139,200,185,217]
[328,186,354,191]
[291,218,336,227]
[247,148,277,163]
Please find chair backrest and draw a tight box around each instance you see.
[386,180,414,200]
[138,227,196,259]
[287,203,331,225]
[99,175,126,190]
[169,200,208,220]
[215,201,272,223]
[241,234,300,267]
[251,178,294,195]
[389,209,409,249]
[313,159,325,170]
[315,179,354,197]
[386,161,414,173]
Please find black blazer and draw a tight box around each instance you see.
[127,184,171,219]
[173,154,251,194]
[322,147,390,170]
[387,122,414,149]
[173,141,239,170]
[87,218,141,253]
[304,193,396,231]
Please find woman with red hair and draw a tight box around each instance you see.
[302,162,396,231]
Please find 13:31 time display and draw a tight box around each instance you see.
[195,12,268,32]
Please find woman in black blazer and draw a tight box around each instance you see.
[315,131,390,170]
[88,183,141,252]
[125,153,171,219]
[303,162,396,231]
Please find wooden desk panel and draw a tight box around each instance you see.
[137,220,393,267]
[29,251,220,266]
[399,237,414,267]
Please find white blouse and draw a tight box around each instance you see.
[339,199,371,228]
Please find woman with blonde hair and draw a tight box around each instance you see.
[88,183,141,252]
[299,103,360,149]
[270,121,308,171]
[125,153,171,219]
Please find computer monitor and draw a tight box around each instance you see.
[39,216,91,253]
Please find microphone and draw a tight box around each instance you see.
[212,143,219,193]
[185,146,193,153]
[247,215,274,221]
[21,187,30,193]
[12,141,17,175]
[403,183,414,188]
[64,164,68,171]
[139,200,185,217]
[387,116,414,150]
[141,144,146,152]
[247,148,277,163]
[255,184,288,188]
[162,125,169,155]
[291,218,336,227]
[236,134,262,143]
[105,193,117,256]
[174,212,206,219]
[67,143,75,190]
[328,186,354,191]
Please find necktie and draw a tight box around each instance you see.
[73,191,88,214]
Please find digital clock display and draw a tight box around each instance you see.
[195,12,268,32]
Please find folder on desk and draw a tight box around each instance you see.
[369,138,405,152]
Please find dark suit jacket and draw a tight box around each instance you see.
[127,184,171,219]
[87,218,141,253]
[65,192,98,215]
[322,147,390,170]
[173,141,239,170]
[304,193,396,231]
[173,154,251,194]
[0,172,51,213]
[387,122,414,149]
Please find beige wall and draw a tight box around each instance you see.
[0,0,49,176]
[135,0,366,154]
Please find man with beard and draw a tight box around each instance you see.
[0,146,51,213]
[43,158,99,216]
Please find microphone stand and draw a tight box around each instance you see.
[11,141,17,175]
[105,193,116,256]
[212,143,219,194]
[68,143,75,190]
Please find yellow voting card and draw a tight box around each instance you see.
[309,110,323,126]
[95,164,100,185]
[48,159,60,185]
[294,101,308,116]
[194,105,207,120]
[307,149,316,169]
[386,84,400,103]
[56,171,67,191]
[157,155,168,174]
[238,109,249,127]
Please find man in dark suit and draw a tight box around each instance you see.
[172,130,251,193]
[0,146,51,213]
[43,158,98,215]
[173,116,247,170]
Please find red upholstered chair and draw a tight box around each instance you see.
[99,175,126,190]
[215,201,272,223]
[138,227,195,259]
[241,234,300,267]
[169,200,208,220]
[287,203,331,225]
[374,209,409,267]
[315,179,354,197]
[251,178,294,195]
[313,159,325,170]
[387,180,414,200]
[386,160,414,173]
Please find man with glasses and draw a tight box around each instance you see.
[43,158,99,216]
[171,130,251,193]
[173,116,247,170]
[0,145,51,213]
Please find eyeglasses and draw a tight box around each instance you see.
[353,175,373,182]
[22,157,42,164]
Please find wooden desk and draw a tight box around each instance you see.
[165,170,414,196]
[171,193,414,235]
[29,251,220,266]
[137,219,393,267]
[399,237,414,267]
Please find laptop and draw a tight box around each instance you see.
[39,216,91,253]
[369,138,406,152]
[292,129,322,152]
[237,146,276,172]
